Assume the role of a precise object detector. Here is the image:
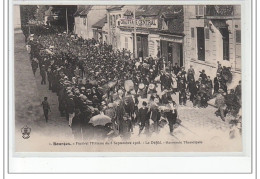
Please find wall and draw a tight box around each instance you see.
[74,16,88,39]
[148,34,160,58]
[87,6,107,39]
[183,5,241,82]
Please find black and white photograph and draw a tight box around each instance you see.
[13,4,243,152]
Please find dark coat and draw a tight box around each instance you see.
[138,107,149,123]
[66,98,75,114]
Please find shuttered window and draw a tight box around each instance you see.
[191,28,195,38]
[125,37,128,49]
[196,5,205,16]
[205,28,210,39]
[236,30,241,43]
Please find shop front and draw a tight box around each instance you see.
[136,34,149,59]
[160,34,184,67]
[118,16,159,59]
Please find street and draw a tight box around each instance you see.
[14,32,242,152]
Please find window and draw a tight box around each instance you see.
[197,27,205,61]
[125,37,128,49]
[236,30,241,43]
[205,28,210,39]
[83,18,86,26]
[191,28,195,38]
[162,19,168,30]
[196,5,205,17]
[112,15,116,27]
[110,15,113,26]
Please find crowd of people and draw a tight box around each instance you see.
[26,28,241,140]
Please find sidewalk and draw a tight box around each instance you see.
[14,33,73,152]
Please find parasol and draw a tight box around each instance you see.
[143,63,149,69]
[89,114,112,126]
[124,80,134,92]
[102,81,117,92]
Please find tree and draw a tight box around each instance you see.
[35,5,49,22]
[51,5,77,32]
[20,5,38,26]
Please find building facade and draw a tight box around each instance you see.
[117,5,184,66]
[92,16,107,42]
[183,5,241,85]
[74,5,107,39]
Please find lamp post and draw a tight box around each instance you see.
[133,6,137,58]
[66,7,69,33]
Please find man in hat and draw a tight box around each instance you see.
[235,80,241,104]
[215,89,226,121]
[173,63,181,76]
[164,99,178,135]
[47,67,53,90]
[138,101,150,135]
[199,69,207,84]
[187,65,195,83]
[41,97,51,123]
[31,58,38,76]
[214,73,220,94]
[149,97,161,133]
[66,93,75,127]
[179,79,187,105]
[40,65,47,85]
[187,78,197,102]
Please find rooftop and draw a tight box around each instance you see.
[92,16,107,28]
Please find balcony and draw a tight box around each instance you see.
[205,5,234,19]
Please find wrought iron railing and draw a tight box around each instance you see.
[205,5,234,16]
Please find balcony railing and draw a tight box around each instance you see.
[205,5,234,17]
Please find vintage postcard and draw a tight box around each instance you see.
[13,3,245,153]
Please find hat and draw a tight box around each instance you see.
[139,83,145,89]
[149,84,155,90]
[118,89,124,95]
[154,98,159,104]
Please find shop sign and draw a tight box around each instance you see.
[160,35,183,43]
[119,17,158,29]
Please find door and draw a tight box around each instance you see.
[220,28,230,61]
[142,35,148,58]
[136,35,148,58]
[179,44,183,67]
[197,27,205,61]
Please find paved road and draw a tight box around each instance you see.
[14,33,73,152]
[14,33,241,152]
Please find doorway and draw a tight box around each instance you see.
[219,27,230,61]
[197,27,205,61]
[135,34,148,58]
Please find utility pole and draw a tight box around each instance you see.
[133,6,137,58]
[66,7,69,33]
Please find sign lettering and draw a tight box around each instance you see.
[119,18,158,29]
